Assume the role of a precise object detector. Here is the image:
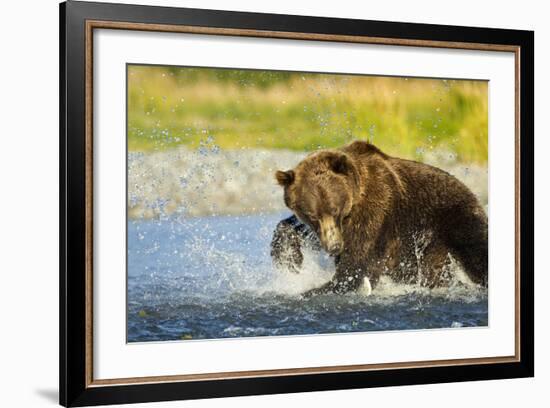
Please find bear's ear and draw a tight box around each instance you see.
[328,153,353,176]
[275,170,295,187]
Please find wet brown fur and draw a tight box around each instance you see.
[274,140,488,297]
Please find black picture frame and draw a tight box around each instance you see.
[60,1,534,406]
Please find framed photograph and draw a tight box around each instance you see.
[60,1,534,406]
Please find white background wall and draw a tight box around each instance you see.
[0,0,545,407]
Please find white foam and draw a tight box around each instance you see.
[260,249,334,296]
[179,225,486,303]
[264,252,486,303]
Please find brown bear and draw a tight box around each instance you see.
[271,140,488,297]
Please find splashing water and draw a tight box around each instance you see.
[127,213,488,342]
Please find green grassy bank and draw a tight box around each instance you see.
[128,65,488,163]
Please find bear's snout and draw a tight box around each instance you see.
[319,216,344,256]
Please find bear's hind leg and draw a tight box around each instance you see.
[451,241,488,287]
[444,207,488,287]
[420,243,454,288]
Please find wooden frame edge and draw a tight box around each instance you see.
[514,46,521,361]
[85,18,94,389]
[88,355,519,387]
[87,19,520,52]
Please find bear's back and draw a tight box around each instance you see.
[339,140,481,217]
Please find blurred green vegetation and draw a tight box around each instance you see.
[128,65,488,163]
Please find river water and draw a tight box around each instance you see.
[127,213,488,342]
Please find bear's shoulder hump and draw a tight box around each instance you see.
[341,140,389,159]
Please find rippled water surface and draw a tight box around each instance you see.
[127,213,488,342]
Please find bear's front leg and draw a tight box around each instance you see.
[301,258,368,298]
[270,216,305,274]
[301,280,337,298]
[271,215,321,274]
[301,275,365,298]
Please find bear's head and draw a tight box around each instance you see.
[276,151,360,256]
